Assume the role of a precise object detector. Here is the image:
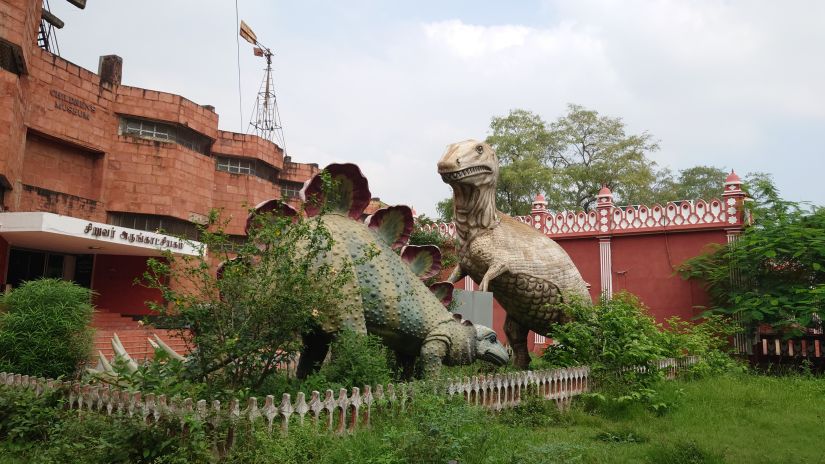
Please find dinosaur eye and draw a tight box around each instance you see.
[475,145,484,154]
[488,334,497,343]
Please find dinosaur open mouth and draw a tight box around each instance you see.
[440,165,493,182]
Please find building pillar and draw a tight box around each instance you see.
[530,193,549,233]
[596,186,614,300]
[599,237,613,300]
[722,171,750,354]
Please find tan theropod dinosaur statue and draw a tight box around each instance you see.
[437,140,591,369]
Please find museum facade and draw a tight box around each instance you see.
[0,0,318,319]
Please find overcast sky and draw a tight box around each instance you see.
[50,0,824,216]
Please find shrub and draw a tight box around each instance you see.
[0,279,94,379]
[679,180,825,335]
[142,200,367,393]
[0,385,214,463]
[313,329,394,390]
[658,315,746,376]
[541,292,667,393]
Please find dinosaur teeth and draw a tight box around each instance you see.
[440,165,492,182]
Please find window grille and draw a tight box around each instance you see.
[216,157,255,175]
[120,117,210,155]
[280,181,303,199]
[108,212,200,241]
[215,156,278,183]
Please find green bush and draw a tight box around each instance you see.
[0,279,94,379]
[541,293,667,393]
[0,385,214,463]
[679,180,825,335]
[539,292,740,411]
[313,329,394,390]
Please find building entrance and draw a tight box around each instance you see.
[6,248,93,289]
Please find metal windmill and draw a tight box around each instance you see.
[239,20,287,153]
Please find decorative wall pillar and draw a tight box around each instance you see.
[722,170,747,229]
[596,186,614,300]
[722,171,750,353]
[530,193,549,233]
[599,238,613,299]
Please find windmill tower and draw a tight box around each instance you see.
[239,20,287,153]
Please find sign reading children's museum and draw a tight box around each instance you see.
[51,89,96,120]
[83,223,185,250]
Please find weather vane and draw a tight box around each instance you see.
[240,20,287,153]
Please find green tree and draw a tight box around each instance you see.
[547,104,660,210]
[0,279,94,379]
[143,204,357,392]
[679,180,825,335]
[436,197,454,222]
[654,165,728,203]
[485,109,555,215]
[483,105,660,214]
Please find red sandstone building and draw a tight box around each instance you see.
[0,0,318,328]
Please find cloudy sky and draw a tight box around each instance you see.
[50,1,824,216]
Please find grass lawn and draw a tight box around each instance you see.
[452,372,825,464]
[2,372,823,463]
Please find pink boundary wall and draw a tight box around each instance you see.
[424,172,748,352]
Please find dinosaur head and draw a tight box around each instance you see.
[437,140,500,234]
[474,324,509,365]
[444,316,509,367]
[437,140,498,189]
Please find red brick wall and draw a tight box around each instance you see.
[22,132,102,200]
[114,86,218,140]
[212,170,282,233]
[0,8,318,231]
[213,131,284,171]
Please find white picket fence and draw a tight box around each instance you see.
[0,356,699,438]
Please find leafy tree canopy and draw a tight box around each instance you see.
[679,180,825,335]
[434,106,768,220]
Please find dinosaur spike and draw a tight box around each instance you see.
[366,205,413,250]
[245,199,299,234]
[400,245,442,280]
[300,163,371,219]
[429,282,454,307]
[97,350,115,375]
[152,334,187,362]
[111,333,138,373]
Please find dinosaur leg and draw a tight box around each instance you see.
[504,315,530,370]
[396,352,417,380]
[420,339,448,378]
[296,328,333,379]
[446,264,467,284]
[479,262,509,292]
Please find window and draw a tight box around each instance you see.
[280,181,303,199]
[108,212,200,241]
[120,117,211,155]
[216,157,255,175]
[215,156,278,183]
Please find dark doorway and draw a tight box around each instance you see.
[6,248,93,288]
